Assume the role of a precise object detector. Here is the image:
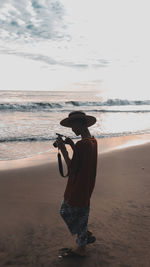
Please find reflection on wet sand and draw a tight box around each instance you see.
[0,134,150,171]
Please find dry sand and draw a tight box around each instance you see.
[0,138,150,267]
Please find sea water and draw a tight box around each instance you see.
[0,90,150,160]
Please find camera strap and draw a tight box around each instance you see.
[57,152,69,177]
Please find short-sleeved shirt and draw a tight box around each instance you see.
[64,137,97,207]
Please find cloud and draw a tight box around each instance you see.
[0,48,110,69]
[0,0,65,41]
[0,48,88,68]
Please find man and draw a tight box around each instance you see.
[56,111,97,257]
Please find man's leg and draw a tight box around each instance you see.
[60,200,90,236]
[60,200,81,235]
[74,203,90,255]
[60,200,90,256]
[76,204,90,247]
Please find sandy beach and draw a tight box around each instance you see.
[0,137,150,267]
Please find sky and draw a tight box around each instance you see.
[0,0,150,99]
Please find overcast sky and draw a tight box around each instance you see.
[0,0,150,98]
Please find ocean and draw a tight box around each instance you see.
[0,90,150,160]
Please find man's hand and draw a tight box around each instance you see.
[56,136,66,152]
[65,137,75,151]
[56,136,71,168]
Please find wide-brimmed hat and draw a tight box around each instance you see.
[60,111,96,128]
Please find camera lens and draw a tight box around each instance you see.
[53,141,58,148]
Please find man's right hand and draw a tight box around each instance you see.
[65,137,75,150]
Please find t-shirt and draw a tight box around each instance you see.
[64,137,97,207]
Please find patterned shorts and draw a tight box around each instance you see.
[60,199,90,247]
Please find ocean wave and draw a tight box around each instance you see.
[60,109,150,113]
[0,136,55,143]
[1,129,150,143]
[0,102,63,111]
[94,109,150,113]
[0,99,150,112]
[66,99,150,107]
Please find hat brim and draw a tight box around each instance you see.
[60,115,96,128]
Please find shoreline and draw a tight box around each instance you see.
[0,133,150,171]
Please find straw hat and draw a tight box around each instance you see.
[60,111,96,128]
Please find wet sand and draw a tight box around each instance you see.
[0,136,150,266]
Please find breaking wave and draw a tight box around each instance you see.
[1,99,150,112]
[0,136,55,143]
[1,130,150,143]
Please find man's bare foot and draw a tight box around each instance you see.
[72,245,86,256]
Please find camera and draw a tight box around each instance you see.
[53,133,67,148]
